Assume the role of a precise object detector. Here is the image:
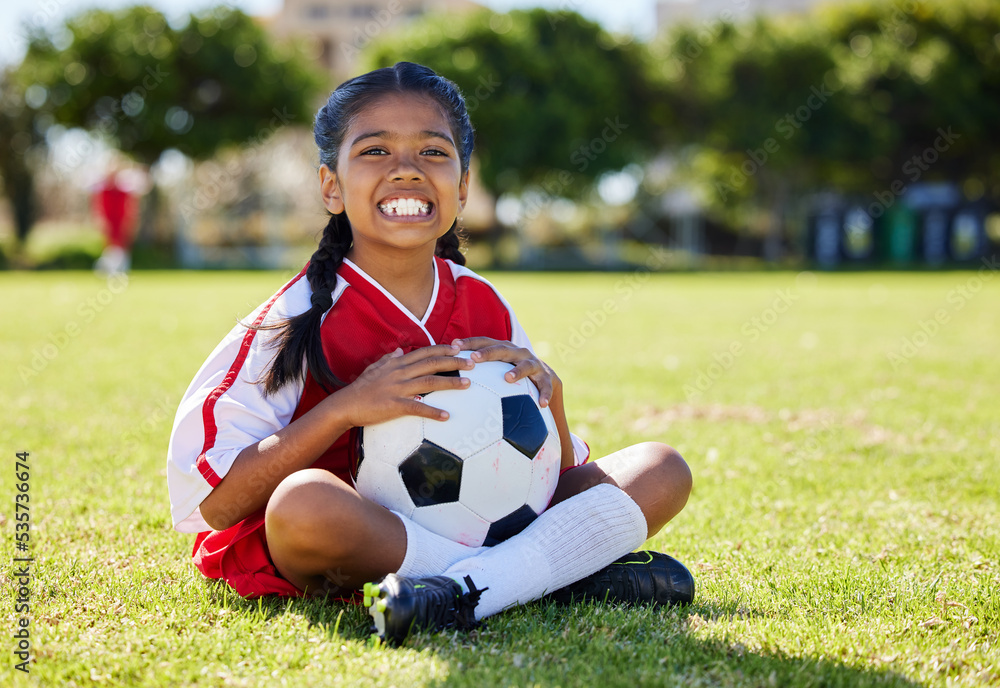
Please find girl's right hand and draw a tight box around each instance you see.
[335,343,474,428]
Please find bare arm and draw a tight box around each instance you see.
[199,344,475,531]
[544,375,577,470]
[198,392,354,531]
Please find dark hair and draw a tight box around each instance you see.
[259,62,475,395]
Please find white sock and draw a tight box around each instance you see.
[393,511,489,578]
[441,482,648,620]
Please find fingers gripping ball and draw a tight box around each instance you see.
[351,351,561,547]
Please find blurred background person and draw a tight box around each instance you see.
[92,162,142,275]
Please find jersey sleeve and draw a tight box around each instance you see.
[166,272,313,532]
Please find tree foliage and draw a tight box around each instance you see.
[0,69,44,243]
[15,5,327,164]
[365,9,659,198]
[820,0,1000,194]
[650,0,1000,224]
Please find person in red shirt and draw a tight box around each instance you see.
[167,62,694,645]
[93,166,138,275]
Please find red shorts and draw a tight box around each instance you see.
[192,510,361,602]
[193,461,590,599]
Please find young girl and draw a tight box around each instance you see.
[167,62,693,644]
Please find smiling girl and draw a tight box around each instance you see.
[167,62,693,645]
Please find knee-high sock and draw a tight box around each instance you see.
[442,482,648,620]
[393,511,489,578]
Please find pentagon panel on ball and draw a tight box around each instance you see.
[352,351,561,547]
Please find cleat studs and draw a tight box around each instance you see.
[364,596,372,606]
[376,598,387,613]
[363,582,378,597]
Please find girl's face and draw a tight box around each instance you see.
[320,92,469,260]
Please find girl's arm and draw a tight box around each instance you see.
[198,392,354,531]
[453,336,576,470]
[543,375,577,471]
[199,344,474,531]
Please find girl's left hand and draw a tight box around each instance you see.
[450,336,560,408]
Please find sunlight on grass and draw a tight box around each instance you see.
[1,269,997,687]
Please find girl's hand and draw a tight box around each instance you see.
[336,344,475,427]
[450,337,561,408]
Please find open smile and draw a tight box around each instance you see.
[377,197,435,218]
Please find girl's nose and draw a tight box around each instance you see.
[388,153,424,182]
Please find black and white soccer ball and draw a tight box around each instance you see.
[351,350,561,547]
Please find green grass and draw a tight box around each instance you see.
[1,268,998,687]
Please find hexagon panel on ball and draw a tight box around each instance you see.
[421,383,503,459]
[354,451,416,517]
[399,440,463,507]
[490,373,538,401]
[500,394,549,458]
[412,500,492,547]
[360,414,424,474]
[459,441,534,522]
[453,350,517,394]
[483,504,539,546]
[524,432,561,513]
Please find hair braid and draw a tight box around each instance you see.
[435,221,466,266]
[259,214,351,395]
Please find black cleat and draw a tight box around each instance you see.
[363,574,486,645]
[545,551,695,606]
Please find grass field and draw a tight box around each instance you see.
[1,267,998,687]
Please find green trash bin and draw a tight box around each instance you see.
[882,203,917,264]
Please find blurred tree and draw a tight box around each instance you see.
[0,68,45,251]
[650,18,875,257]
[650,0,1000,255]
[820,0,1000,199]
[11,4,326,242]
[365,9,659,199]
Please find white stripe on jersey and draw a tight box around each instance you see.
[166,272,348,532]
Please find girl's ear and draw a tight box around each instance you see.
[458,168,470,213]
[319,164,345,214]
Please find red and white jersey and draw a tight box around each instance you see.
[167,256,589,533]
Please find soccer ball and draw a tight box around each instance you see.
[351,351,562,547]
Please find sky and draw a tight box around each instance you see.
[0,0,658,68]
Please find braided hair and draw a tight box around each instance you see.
[259,62,475,395]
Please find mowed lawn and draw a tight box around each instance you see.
[1,267,998,687]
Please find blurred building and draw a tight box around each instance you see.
[656,0,829,29]
[268,0,482,78]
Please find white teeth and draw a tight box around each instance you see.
[378,198,431,217]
